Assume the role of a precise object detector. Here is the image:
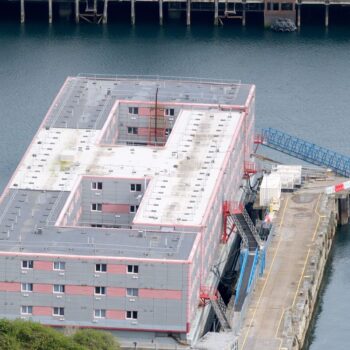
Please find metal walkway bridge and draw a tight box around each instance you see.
[256,128,350,177]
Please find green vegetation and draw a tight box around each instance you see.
[0,319,120,350]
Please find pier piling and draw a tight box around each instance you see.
[75,0,79,23]
[131,0,136,25]
[159,0,163,25]
[48,0,53,23]
[297,4,301,27]
[103,0,108,23]
[186,0,191,25]
[338,194,349,225]
[242,0,246,26]
[20,0,25,23]
[325,4,329,27]
[214,0,219,25]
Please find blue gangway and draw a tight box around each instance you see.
[260,128,350,177]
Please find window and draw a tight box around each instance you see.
[281,3,293,10]
[53,284,65,293]
[127,265,139,274]
[273,2,279,10]
[21,306,33,315]
[165,128,172,136]
[128,107,139,115]
[130,205,139,213]
[95,263,107,272]
[164,108,175,117]
[53,307,64,316]
[21,260,33,269]
[126,288,139,297]
[53,261,65,271]
[95,286,106,295]
[127,127,138,135]
[91,182,103,190]
[126,311,138,320]
[94,309,106,318]
[21,283,33,292]
[91,203,102,212]
[91,224,103,228]
[130,184,142,192]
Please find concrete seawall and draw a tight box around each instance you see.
[238,178,349,350]
[280,193,339,349]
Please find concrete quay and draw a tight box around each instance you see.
[237,176,347,350]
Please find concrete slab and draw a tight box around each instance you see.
[237,176,344,350]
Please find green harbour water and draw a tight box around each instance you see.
[0,15,350,349]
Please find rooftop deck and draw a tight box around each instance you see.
[0,188,197,260]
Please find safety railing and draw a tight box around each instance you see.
[231,215,249,248]
[77,73,241,85]
[261,127,350,177]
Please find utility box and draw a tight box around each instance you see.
[273,165,302,189]
[260,173,282,207]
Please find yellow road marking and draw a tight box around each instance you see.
[277,192,325,344]
[312,193,326,241]
[241,197,290,350]
[242,189,327,350]
[292,248,311,308]
[275,308,286,338]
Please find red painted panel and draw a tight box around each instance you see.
[335,183,345,192]
[107,287,125,297]
[65,285,94,295]
[138,127,164,137]
[34,261,52,271]
[109,264,126,274]
[138,107,152,116]
[0,282,20,292]
[139,289,182,300]
[33,284,52,293]
[102,204,129,214]
[106,310,125,320]
[33,306,52,316]
[138,127,150,137]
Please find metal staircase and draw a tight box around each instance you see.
[199,287,231,331]
[231,208,261,251]
[258,128,350,177]
[210,292,231,331]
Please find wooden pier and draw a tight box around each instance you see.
[4,0,350,27]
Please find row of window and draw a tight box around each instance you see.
[20,283,139,296]
[22,261,65,270]
[20,306,138,320]
[128,106,175,117]
[266,2,293,10]
[21,261,139,274]
[91,182,143,192]
[90,224,121,229]
[91,183,142,197]
[91,204,140,213]
[127,127,172,136]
